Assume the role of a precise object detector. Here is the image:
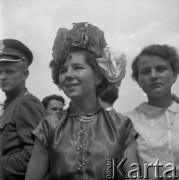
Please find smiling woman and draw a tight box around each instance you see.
[58,51,100,101]
[25,22,139,180]
[126,44,179,179]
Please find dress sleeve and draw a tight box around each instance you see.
[32,117,50,148]
[32,113,62,148]
[125,117,138,148]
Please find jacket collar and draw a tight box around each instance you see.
[3,87,28,110]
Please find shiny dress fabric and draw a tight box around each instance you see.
[33,104,136,180]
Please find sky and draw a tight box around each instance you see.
[0,0,179,113]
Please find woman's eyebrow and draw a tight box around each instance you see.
[72,62,84,66]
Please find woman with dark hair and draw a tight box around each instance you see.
[98,85,119,111]
[171,93,179,104]
[25,22,138,180]
[126,44,179,179]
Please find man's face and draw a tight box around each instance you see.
[0,60,28,93]
[45,99,64,115]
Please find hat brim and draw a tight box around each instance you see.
[0,58,23,62]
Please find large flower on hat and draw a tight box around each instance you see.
[65,22,107,57]
[52,22,107,61]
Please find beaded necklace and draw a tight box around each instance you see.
[76,115,96,123]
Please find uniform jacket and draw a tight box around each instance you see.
[0,87,45,180]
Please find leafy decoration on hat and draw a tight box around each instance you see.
[96,46,127,87]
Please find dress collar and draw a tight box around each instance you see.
[105,107,114,111]
[68,102,102,117]
[137,101,179,116]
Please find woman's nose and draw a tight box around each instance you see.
[65,68,74,80]
[150,69,158,80]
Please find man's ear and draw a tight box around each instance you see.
[138,81,142,88]
[173,73,178,84]
[23,69,29,80]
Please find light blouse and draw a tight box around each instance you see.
[126,102,179,179]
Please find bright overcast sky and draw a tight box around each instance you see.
[0,0,179,113]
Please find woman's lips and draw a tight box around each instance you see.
[150,82,162,87]
[66,84,79,89]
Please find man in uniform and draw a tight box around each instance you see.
[0,39,45,180]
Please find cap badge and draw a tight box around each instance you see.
[0,41,5,53]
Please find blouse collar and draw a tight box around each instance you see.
[137,101,179,116]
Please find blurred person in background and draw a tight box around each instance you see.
[98,85,119,112]
[171,93,179,104]
[42,94,65,115]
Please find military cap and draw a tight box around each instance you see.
[0,39,33,65]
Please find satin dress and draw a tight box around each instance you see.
[33,104,136,180]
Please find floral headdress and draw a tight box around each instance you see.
[52,22,126,87]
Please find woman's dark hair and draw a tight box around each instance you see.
[50,48,108,97]
[99,85,118,104]
[171,94,179,104]
[131,44,179,82]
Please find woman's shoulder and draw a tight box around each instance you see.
[41,109,68,130]
[110,109,129,120]
[104,108,132,126]
[32,109,68,148]
[169,101,179,113]
[124,102,146,119]
[103,108,138,145]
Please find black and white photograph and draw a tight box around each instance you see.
[0,0,179,179]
